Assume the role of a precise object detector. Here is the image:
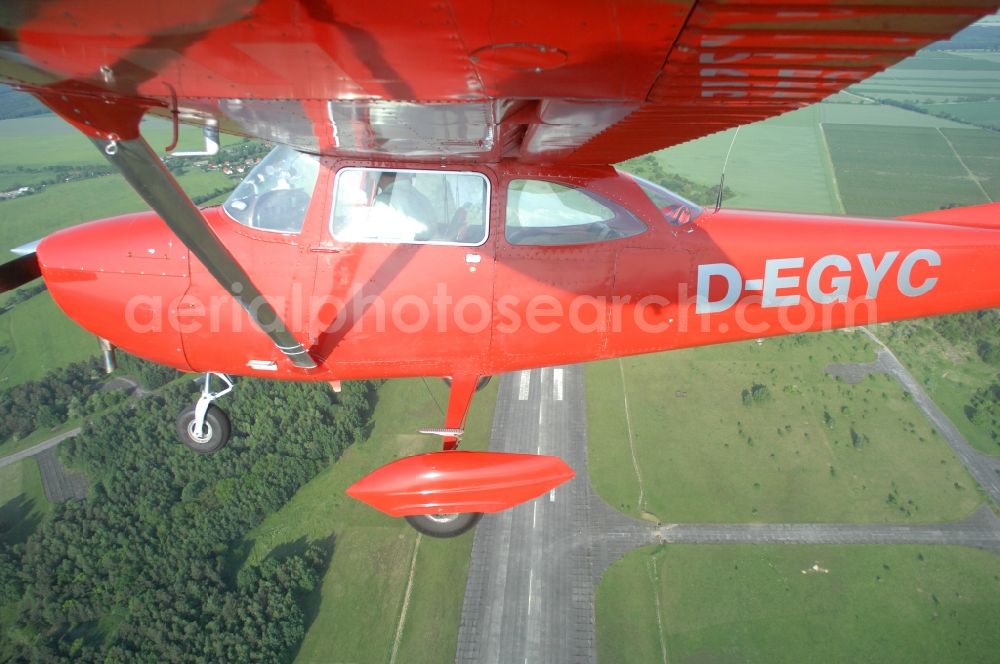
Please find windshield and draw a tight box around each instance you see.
[627,174,702,227]
[223,145,321,234]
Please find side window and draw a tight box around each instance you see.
[330,168,489,245]
[505,179,646,246]
[223,145,320,234]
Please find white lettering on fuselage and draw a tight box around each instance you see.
[695,249,941,315]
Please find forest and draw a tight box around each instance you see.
[0,364,377,662]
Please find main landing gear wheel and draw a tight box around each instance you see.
[405,512,483,538]
[176,404,231,454]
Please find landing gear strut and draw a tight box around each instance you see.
[176,373,233,454]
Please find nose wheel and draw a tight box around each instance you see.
[176,373,234,454]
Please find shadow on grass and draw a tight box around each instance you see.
[0,494,41,546]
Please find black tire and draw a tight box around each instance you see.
[176,404,231,454]
[405,512,483,538]
[441,376,492,392]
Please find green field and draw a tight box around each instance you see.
[651,105,844,214]
[587,332,983,524]
[823,124,991,216]
[0,457,51,546]
[241,377,496,664]
[0,114,233,168]
[819,102,966,128]
[0,168,233,251]
[597,544,1000,664]
[0,291,97,387]
[850,50,1000,103]
[918,101,1000,130]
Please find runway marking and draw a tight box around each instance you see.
[553,367,564,401]
[518,370,531,400]
[549,489,556,502]
[527,569,534,616]
[533,502,538,529]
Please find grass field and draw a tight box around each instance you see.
[823,124,991,216]
[0,115,233,168]
[0,168,233,251]
[240,377,496,664]
[0,290,97,387]
[587,332,983,524]
[0,457,51,546]
[818,102,966,128]
[597,543,1000,664]
[652,105,844,213]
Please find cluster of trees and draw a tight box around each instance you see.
[928,310,1000,365]
[115,351,180,390]
[0,358,106,440]
[741,382,772,406]
[876,97,1000,133]
[2,374,377,661]
[1,283,47,309]
[965,377,1000,449]
[618,154,734,206]
[0,164,117,198]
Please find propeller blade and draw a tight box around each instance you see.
[0,252,41,293]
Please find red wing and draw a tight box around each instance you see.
[0,0,996,164]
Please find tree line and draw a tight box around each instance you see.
[1,369,377,662]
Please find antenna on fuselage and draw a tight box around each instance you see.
[715,126,741,212]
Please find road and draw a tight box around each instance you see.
[455,361,1000,664]
[0,427,81,469]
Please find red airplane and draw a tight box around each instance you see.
[1,0,999,537]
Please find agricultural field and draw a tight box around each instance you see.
[850,50,1000,103]
[240,376,497,664]
[597,544,1000,664]
[651,104,844,214]
[587,332,983,524]
[823,124,992,216]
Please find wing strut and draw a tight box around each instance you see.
[29,87,316,370]
[96,135,317,369]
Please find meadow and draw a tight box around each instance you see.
[587,332,983,524]
[241,376,497,664]
[0,291,101,387]
[597,544,1000,663]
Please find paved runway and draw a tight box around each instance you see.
[455,362,1000,664]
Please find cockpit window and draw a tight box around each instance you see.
[628,174,702,227]
[504,179,646,246]
[223,145,320,234]
[330,168,489,245]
